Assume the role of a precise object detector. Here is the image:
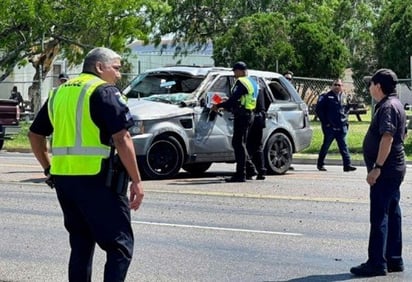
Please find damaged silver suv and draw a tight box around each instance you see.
[123,66,312,180]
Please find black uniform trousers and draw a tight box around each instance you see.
[246,112,266,176]
[54,172,133,282]
[232,110,254,178]
[317,125,351,167]
[368,177,403,269]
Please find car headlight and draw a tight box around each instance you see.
[129,120,144,135]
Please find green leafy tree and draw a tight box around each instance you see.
[156,0,296,54]
[374,0,412,77]
[290,17,350,78]
[0,0,169,83]
[155,0,233,51]
[213,13,296,71]
[158,0,381,74]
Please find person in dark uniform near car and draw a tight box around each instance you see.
[283,70,293,82]
[58,72,69,85]
[28,47,144,281]
[246,82,267,180]
[315,79,356,172]
[212,61,258,182]
[350,69,406,277]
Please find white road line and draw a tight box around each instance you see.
[132,220,303,236]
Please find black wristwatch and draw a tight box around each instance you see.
[373,163,383,170]
[44,166,51,176]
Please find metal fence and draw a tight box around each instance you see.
[292,76,412,109]
[2,72,412,118]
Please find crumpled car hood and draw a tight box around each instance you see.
[127,99,194,120]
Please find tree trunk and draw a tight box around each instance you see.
[28,40,60,115]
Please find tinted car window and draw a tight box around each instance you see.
[269,81,291,101]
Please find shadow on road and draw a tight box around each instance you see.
[274,272,361,281]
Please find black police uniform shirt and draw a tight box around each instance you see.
[217,80,248,114]
[362,94,406,179]
[316,90,349,129]
[29,82,134,147]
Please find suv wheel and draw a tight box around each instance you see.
[182,162,212,176]
[264,132,292,175]
[140,136,184,180]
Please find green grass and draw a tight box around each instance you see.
[4,121,31,150]
[300,111,412,161]
[5,114,412,161]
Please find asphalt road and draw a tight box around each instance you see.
[1,152,412,282]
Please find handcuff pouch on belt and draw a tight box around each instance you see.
[105,147,129,195]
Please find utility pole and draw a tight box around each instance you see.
[39,32,44,102]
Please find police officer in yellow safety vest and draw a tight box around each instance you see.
[212,61,258,182]
[28,47,144,281]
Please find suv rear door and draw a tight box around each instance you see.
[267,79,307,130]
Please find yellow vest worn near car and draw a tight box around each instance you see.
[48,73,111,175]
[237,77,257,110]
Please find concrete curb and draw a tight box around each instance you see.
[293,157,365,167]
[2,149,409,167]
[293,155,412,166]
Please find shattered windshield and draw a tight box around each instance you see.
[126,71,205,104]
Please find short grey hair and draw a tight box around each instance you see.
[82,47,121,73]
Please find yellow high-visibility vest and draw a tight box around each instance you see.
[48,73,110,175]
[236,76,257,110]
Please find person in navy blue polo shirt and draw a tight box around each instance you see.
[315,79,356,172]
[350,69,406,277]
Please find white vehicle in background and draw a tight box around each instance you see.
[122,66,313,180]
[398,82,412,110]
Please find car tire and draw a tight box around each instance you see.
[140,136,184,180]
[182,162,212,176]
[264,132,292,175]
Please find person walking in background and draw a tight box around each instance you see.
[28,47,144,281]
[212,61,258,182]
[246,81,267,180]
[350,69,406,277]
[315,79,356,172]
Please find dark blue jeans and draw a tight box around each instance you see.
[317,125,351,167]
[368,177,403,268]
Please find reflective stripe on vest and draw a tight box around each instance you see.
[237,77,257,110]
[48,75,110,175]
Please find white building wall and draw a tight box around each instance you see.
[1,47,214,103]
[0,65,57,101]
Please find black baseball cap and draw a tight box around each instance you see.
[232,61,247,71]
